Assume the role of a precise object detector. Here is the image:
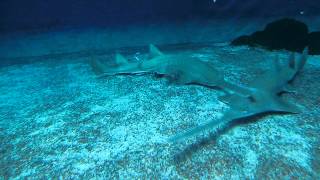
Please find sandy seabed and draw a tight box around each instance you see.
[0,40,319,179]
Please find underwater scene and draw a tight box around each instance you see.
[0,0,320,179]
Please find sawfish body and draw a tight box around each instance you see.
[91,44,229,89]
[170,48,308,142]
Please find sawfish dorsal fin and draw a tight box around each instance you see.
[116,53,129,65]
[149,44,164,58]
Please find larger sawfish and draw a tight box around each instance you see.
[170,48,309,142]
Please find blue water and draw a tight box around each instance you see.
[1,0,319,33]
[0,0,320,179]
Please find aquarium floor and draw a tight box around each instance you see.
[0,44,319,179]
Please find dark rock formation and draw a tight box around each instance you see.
[308,32,320,55]
[231,18,320,55]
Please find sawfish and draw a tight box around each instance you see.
[89,44,308,142]
[170,48,308,142]
[90,44,251,94]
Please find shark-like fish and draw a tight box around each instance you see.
[90,44,251,94]
[170,48,308,142]
[89,44,308,142]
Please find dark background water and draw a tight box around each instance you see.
[0,0,319,33]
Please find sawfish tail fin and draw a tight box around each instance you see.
[89,44,164,76]
[295,47,309,74]
[288,47,309,82]
[264,47,309,86]
[271,47,308,74]
[89,53,135,76]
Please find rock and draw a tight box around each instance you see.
[230,35,252,46]
[231,18,310,53]
[308,32,320,55]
